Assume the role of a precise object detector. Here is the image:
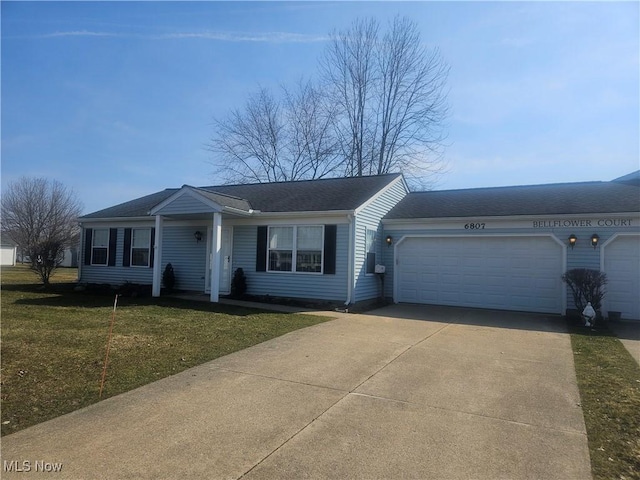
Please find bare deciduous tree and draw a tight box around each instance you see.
[210,80,341,183]
[210,88,285,183]
[282,79,342,180]
[323,16,449,185]
[373,17,449,179]
[1,177,82,286]
[321,18,379,177]
[210,16,449,186]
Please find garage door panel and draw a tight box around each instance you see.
[604,236,640,320]
[397,236,563,314]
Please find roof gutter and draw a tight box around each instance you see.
[255,209,354,218]
[78,216,154,224]
[382,211,640,225]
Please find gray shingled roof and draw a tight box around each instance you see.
[384,181,640,220]
[81,189,178,219]
[81,174,403,219]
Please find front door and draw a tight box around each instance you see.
[205,226,232,294]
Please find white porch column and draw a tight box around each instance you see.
[210,212,222,302]
[152,215,164,297]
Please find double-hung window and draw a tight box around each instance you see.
[91,229,109,266]
[365,228,377,274]
[131,228,151,267]
[268,227,293,272]
[268,226,323,273]
[296,226,323,273]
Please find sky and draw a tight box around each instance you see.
[2,1,639,215]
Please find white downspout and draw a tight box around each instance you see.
[345,213,355,306]
[152,215,164,297]
[210,212,222,303]
[77,223,83,282]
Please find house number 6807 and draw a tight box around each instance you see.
[464,223,485,230]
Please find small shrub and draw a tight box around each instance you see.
[230,268,247,298]
[162,263,176,292]
[562,268,607,315]
[118,282,151,298]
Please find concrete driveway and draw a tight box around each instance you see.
[1,304,591,479]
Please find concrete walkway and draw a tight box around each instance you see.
[1,305,591,479]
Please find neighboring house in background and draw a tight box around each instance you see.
[78,171,640,321]
[60,234,80,268]
[59,247,79,268]
[0,236,17,266]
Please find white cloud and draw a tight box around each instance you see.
[33,30,328,43]
[155,31,328,43]
[40,30,119,38]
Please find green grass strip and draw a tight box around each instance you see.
[570,324,640,480]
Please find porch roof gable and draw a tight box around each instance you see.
[149,186,253,216]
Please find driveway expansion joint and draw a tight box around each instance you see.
[212,367,349,394]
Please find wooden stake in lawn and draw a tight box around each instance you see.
[99,294,119,398]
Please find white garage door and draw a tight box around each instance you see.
[603,235,640,321]
[396,236,563,314]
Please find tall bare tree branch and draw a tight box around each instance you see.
[209,16,449,187]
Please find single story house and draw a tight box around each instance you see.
[78,171,640,320]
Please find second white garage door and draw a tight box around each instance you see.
[396,236,564,314]
[603,235,640,321]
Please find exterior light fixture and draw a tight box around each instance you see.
[385,235,393,246]
[568,234,577,249]
[591,233,599,249]
[194,231,203,243]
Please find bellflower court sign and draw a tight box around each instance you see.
[533,218,634,228]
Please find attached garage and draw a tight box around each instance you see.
[603,234,640,321]
[395,235,564,314]
[383,173,639,318]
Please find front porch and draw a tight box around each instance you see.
[149,185,254,302]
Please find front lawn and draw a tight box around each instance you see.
[1,265,330,436]
[570,322,640,480]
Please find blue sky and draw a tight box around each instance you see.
[2,1,638,215]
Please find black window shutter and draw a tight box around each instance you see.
[256,226,267,272]
[84,228,93,265]
[123,228,132,267]
[108,228,118,266]
[323,225,337,275]
[149,228,155,268]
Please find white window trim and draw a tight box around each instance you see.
[267,225,325,275]
[130,227,152,268]
[91,228,109,266]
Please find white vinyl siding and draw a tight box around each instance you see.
[160,226,208,291]
[353,178,408,302]
[232,224,348,301]
[81,227,154,285]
